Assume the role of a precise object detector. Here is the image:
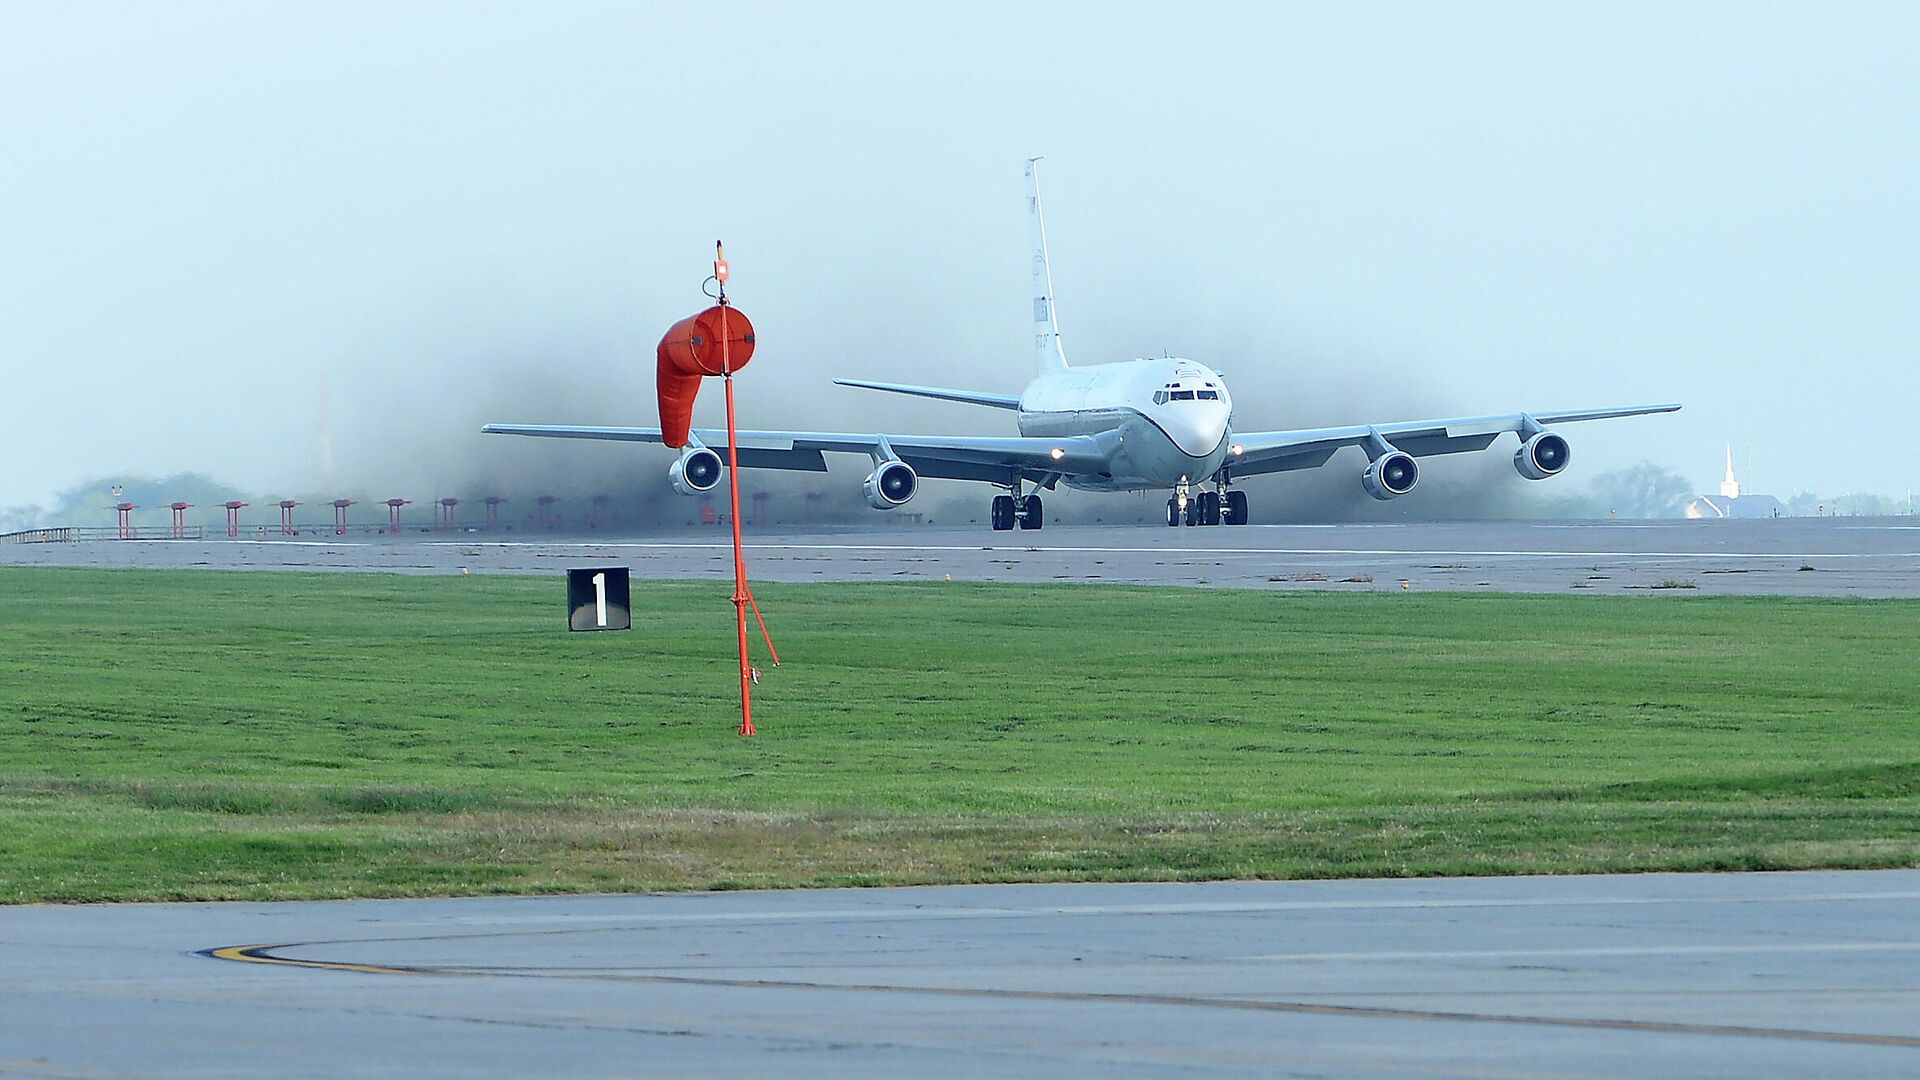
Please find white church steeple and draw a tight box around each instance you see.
[1720,444,1741,500]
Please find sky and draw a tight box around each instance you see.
[3,1,1916,513]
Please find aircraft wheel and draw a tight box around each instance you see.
[1018,494,1044,530]
[991,494,1015,531]
[1166,498,1181,527]
[1184,500,1201,526]
[1199,491,1221,526]
[1225,490,1249,525]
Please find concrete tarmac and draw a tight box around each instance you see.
[5,518,1920,595]
[4,871,1919,1078]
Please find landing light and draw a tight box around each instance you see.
[1049,447,1066,461]
[1230,443,1244,456]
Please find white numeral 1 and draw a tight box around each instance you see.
[591,572,607,627]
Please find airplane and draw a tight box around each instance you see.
[484,160,1679,530]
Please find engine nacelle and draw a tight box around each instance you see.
[1514,431,1571,481]
[667,447,723,496]
[862,461,918,509]
[1362,451,1419,500]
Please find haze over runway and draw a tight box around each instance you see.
[7,519,1919,597]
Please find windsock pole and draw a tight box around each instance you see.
[715,242,760,736]
[655,247,777,735]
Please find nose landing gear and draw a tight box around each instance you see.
[1166,476,1192,527]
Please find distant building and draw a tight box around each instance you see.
[1686,445,1787,519]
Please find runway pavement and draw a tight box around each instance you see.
[3,871,1917,1078]
[5,518,1920,595]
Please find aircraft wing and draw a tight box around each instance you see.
[481,423,1118,484]
[1227,403,1682,477]
[831,378,1022,410]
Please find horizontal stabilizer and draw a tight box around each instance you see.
[832,378,1021,410]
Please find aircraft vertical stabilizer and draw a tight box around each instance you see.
[1026,158,1069,373]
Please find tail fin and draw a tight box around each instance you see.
[1026,158,1069,373]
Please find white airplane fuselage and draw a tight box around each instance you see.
[1016,357,1232,491]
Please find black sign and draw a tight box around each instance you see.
[567,567,631,631]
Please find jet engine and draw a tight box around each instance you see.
[1514,431,1571,481]
[1362,451,1419,500]
[668,447,723,495]
[862,461,918,509]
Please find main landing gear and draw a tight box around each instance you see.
[991,491,1043,531]
[1167,478,1248,527]
[1224,489,1248,525]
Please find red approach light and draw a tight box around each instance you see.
[656,305,756,448]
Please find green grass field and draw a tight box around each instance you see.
[2,566,1916,902]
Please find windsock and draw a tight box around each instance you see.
[655,305,756,448]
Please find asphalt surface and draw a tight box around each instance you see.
[5,518,1920,595]
[4,871,1918,1078]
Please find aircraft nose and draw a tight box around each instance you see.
[1200,404,1230,448]
[1166,401,1231,457]
[1199,402,1226,435]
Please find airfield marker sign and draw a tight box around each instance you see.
[567,567,631,631]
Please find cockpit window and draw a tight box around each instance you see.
[1171,390,1195,401]
[1152,390,1169,405]
[1197,390,1219,400]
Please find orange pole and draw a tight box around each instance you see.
[719,302,755,737]
[744,585,780,666]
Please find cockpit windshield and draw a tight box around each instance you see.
[1156,380,1224,405]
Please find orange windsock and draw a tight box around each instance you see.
[656,305,755,447]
